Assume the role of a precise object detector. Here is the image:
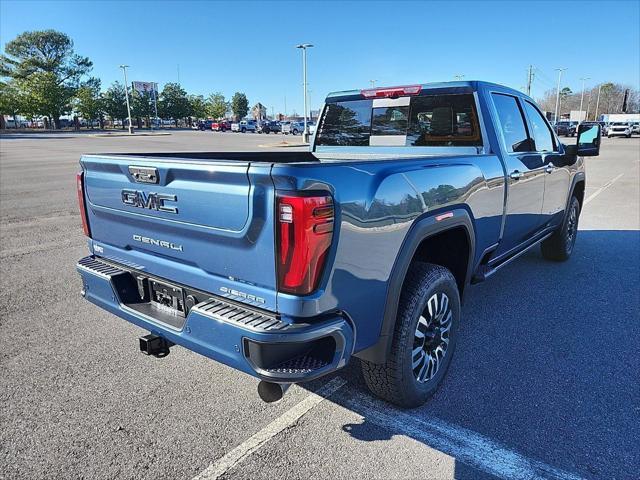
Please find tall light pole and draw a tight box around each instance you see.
[119,65,133,134]
[454,74,465,81]
[369,80,377,87]
[579,77,590,122]
[295,43,313,142]
[594,84,602,121]
[554,68,567,123]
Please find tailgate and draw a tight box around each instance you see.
[80,154,278,311]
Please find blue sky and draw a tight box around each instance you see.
[2,0,639,115]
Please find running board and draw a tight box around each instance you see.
[471,232,553,283]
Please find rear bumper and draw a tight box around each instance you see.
[77,256,354,383]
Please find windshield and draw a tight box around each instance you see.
[316,93,482,147]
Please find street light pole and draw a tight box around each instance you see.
[594,84,602,121]
[554,68,567,123]
[579,77,590,122]
[120,65,133,134]
[296,43,313,143]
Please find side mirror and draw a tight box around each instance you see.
[576,123,601,156]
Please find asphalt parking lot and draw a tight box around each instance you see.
[1,131,638,480]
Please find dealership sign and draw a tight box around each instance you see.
[132,81,158,99]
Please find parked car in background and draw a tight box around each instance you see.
[212,120,232,132]
[554,121,577,137]
[308,122,316,135]
[607,122,632,138]
[630,123,640,135]
[282,121,305,135]
[194,120,214,131]
[231,120,257,133]
[257,121,281,134]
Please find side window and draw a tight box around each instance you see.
[523,101,555,152]
[491,93,530,153]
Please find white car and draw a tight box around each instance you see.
[607,122,632,138]
[231,120,257,133]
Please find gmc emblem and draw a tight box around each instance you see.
[121,189,178,214]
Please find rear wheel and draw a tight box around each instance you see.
[541,196,580,261]
[241,127,246,133]
[361,263,460,407]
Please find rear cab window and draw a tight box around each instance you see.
[315,92,482,148]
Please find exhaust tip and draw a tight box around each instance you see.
[257,381,290,403]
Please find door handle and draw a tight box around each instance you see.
[509,170,523,180]
[545,163,556,174]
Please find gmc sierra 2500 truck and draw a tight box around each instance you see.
[76,81,601,407]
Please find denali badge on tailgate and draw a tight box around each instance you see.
[121,189,178,214]
[132,234,183,251]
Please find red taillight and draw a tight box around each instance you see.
[76,171,91,237]
[360,84,422,98]
[276,194,334,295]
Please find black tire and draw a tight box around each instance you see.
[241,128,246,133]
[541,196,580,261]
[292,129,299,135]
[361,262,460,408]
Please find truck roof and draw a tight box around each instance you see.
[326,80,527,102]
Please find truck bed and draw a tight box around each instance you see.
[98,151,320,163]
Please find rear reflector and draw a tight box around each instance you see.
[361,85,422,98]
[76,171,91,237]
[277,194,334,295]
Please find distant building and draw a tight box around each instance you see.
[252,103,267,120]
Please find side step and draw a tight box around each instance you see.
[472,232,552,283]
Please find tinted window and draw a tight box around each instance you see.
[407,94,482,146]
[523,101,555,152]
[371,106,409,136]
[316,93,482,147]
[491,94,530,153]
[315,100,372,146]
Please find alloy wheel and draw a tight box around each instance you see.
[412,292,452,383]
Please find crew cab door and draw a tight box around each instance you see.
[490,93,546,256]
[521,100,571,227]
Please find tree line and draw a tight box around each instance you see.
[536,82,640,121]
[0,30,251,129]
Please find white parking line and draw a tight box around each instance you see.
[584,173,624,205]
[343,393,586,480]
[192,378,347,480]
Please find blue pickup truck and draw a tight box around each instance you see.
[76,81,601,407]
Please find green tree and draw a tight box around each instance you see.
[0,81,22,129]
[207,92,229,119]
[131,89,155,128]
[1,29,92,128]
[103,81,128,129]
[231,92,249,120]
[159,82,190,126]
[74,77,104,128]
[17,71,74,125]
[189,94,208,120]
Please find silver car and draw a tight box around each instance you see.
[607,122,632,138]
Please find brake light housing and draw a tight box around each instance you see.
[76,171,91,237]
[360,84,422,99]
[276,193,334,295]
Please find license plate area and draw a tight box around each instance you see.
[149,279,186,318]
